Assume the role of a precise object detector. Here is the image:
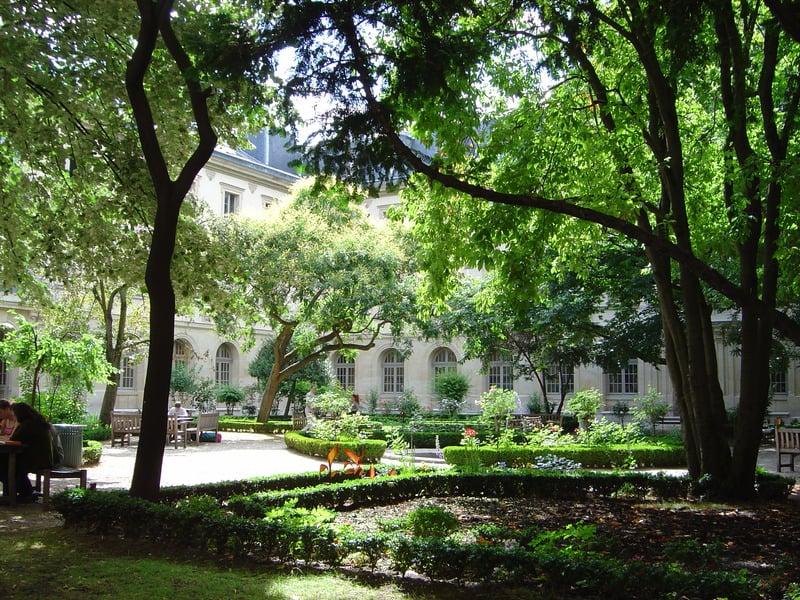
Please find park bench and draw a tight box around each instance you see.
[111,410,142,447]
[775,427,800,472]
[196,412,220,441]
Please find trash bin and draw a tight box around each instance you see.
[53,423,85,468]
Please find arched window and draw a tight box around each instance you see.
[173,339,192,367]
[487,351,513,390]
[215,344,234,386]
[382,349,405,394]
[335,354,355,390]
[432,348,457,378]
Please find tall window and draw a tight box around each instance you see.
[607,361,639,394]
[432,347,457,379]
[545,365,574,396]
[215,344,233,386]
[382,349,405,394]
[335,354,355,390]
[173,340,191,367]
[487,351,513,390]
[223,190,240,215]
[120,357,135,390]
[771,369,788,395]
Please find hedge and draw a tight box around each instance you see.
[442,443,686,469]
[218,417,293,434]
[284,430,387,462]
[51,468,793,599]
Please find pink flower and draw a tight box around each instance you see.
[464,427,477,437]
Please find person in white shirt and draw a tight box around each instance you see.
[168,402,188,417]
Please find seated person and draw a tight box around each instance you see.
[168,401,188,417]
[0,402,55,502]
[0,399,18,441]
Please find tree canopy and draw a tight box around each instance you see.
[211,181,419,421]
[258,0,800,498]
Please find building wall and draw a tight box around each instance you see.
[1,137,798,422]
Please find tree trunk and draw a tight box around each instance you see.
[257,326,293,422]
[98,286,128,426]
[126,0,217,500]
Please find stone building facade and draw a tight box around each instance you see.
[1,132,797,422]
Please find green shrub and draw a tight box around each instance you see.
[567,388,603,426]
[81,415,111,441]
[434,371,470,417]
[82,440,102,466]
[632,387,670,435]
[442,442,686,469]
[405,505,459,538]
[284,430,386,461]
[218,416,292,433]
[477,387,519,432]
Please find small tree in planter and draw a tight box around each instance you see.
[567,388,604,430]
[215,384,245,415]
[434,371,470,417]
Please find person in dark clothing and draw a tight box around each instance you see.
[0,402,55,501]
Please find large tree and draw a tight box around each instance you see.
[1,1,279,499]
[430,243,663,414]
[261,1,800,497]
[210,182,418,422]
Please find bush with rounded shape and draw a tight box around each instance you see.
[567,389,604,426]
[434,371,471,417]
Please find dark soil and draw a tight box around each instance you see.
[334,493,800,585]
[4,488,799,598]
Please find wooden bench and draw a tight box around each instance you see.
[111,410,141,447]
[35,467,87,510]
[776,427,800,472]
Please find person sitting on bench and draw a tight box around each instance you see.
[0,402,56,503]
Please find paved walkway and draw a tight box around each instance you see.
[86,432,327,490]
[7,432,800,498]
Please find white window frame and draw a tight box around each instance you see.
[173,340,191,367]
[382,349,405,394]
[335,354,355,390]
[222,187,242,215]
[215,344,233,386]
[487,351,514,390]
[432,347,457,380]
[607,361,639,395]
[771,368,788,395]
[120,357,136,390]
[545,365,574,396]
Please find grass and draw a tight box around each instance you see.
[2,528,407,600]
[1,527,557,600]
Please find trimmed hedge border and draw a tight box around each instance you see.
[284,430,387,461]
[218,417,293,434]
[442,443,686,469]
[51,469,795,599]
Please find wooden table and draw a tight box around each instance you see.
[1,442,25,506]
